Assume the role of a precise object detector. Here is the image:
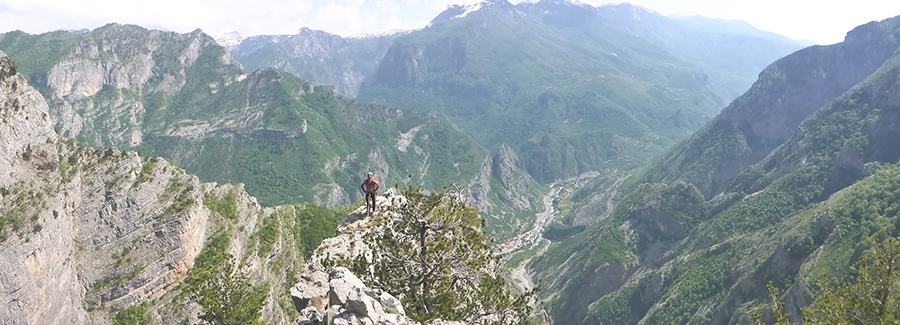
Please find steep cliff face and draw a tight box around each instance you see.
[0,50,90,324]
[1,50,209,323]
[641,17,900,198]
[530,15,900,325]
[491,144,537,211]
[0,24,243,147]
[0,51,300,324]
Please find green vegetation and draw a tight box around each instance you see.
[752,283,791,325]
[160,185,195,219]
[252,213,279,257]
[185,232,267,325]
[204,188,239,220]
[351,186,536,323]
[0,184,48,242]
[132,157,157,188]
[288,204,347,258]
[134,70,489,209]
[90,266,143,295]
[645,241,747,324]
[0,54,17,80]
[586,283,639,324]
[114,301,150,325]
[803,237,900,324]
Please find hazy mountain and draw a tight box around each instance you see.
[529,15,900,324]
[0,24,547,238]
[356,0,803,184]
[672,15,812,46]
[230,27,402,97]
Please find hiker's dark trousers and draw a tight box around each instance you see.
[366,192,376,212]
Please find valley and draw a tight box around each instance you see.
[3,0,900,324]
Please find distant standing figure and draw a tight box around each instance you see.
[361,172,379,216]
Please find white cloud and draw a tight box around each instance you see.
[588,0,900,44]
[0,0,899,44]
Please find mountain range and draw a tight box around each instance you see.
[230,0,804,185]
[5,0,897,324]
[528,14,900,324]
[0,23,549,239]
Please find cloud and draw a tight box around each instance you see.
[1,0,899,43]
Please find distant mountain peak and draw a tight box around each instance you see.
[524,0,588,5]
[295,27,343,40]
[213,31,244,50]
[600,2,657,14]
[346,28,411,39]
[431,0,517,24]
[596,3,663,23]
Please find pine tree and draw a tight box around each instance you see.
[354,185,537,323]
[804,237,900,324]
[185,233,267,325]
[752,283,790,325]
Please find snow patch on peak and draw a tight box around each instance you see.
[599,3,659,20]
[347,28,411,39]
[431,0,515,25]
[213,31,244,50]
[454,2,485,19]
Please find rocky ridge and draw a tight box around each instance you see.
[641,17,900,198]
[0,50,300,324]
[289,192,464,325]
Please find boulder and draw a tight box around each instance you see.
[329,267,367,306]
[291,269,330,313]
[376,291,405,316]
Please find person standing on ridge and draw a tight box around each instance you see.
[361,172,379,216]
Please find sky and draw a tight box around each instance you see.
[1,0,899,45]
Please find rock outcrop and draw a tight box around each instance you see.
[0,50,298,324]
[292,267,410,325]
[289,194,414,325]
[289,193,464,325]
[491,144,534,210]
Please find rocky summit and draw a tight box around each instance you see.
[289,193,414,325]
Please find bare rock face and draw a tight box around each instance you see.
[0,50,305,324]
[0,51,86,324]
[0,50,215,323]
[45,25,226,101]
[0,52,55,187]
[491,144,533,210]
[41,24,242,147]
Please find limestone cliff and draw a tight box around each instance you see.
[0,50,300,324]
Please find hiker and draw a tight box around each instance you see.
[361,172,379,215]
